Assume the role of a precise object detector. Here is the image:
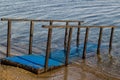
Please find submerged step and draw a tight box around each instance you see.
[50,43,107,62]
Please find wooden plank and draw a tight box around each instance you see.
[65,28,73,66]
[29,21,34,54]
[42,25,116,28]
[7,20,12,57]
[97,28,103,54]
[82,28,89,59]
[109,27,114,54]
[1,18,84,22]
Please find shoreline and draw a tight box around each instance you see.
[0,53,120,80]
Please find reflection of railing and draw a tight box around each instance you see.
[1,18,116,72]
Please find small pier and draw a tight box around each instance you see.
[0,18,115,74]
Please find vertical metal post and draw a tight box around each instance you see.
[82,27,89,59]
[76,22,81,48]
[97,27,103,54]
[65,28,73,66]
[64,22,68,50]
[109,27,114,54]
[7,20,12,57]
[49,21,53,58]
[44,21,53,72]
[29,21,34,55]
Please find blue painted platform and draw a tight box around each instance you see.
[1,54,63,74]
[1,43,107,74]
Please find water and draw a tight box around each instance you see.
[0,0,120,78]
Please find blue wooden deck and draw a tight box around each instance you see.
[1,43,107,74]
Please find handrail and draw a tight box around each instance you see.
[1,18,84,57]
[1,18,116,72]
[42,25,116,59]
[1,18,84,22]
[42,25,116,28]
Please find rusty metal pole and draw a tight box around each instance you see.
[65,28,73,66]
[64,22,68,51]
[44,21,53,72]
[29,21,34,55]
[49,21,53,58]
[76,22,81,52]
[82,27,89,59]
[109,27,114,54]
[7,20,12,57]
[97,28,103,55]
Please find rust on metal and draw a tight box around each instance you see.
[82,27,89,59]
[29,21,34,54]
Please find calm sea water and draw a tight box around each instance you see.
[0,0,120,57]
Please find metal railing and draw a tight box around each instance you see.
[1,18,83,56]
[1,18,115,72]
[42,25,115,66]
[1,18,84,71]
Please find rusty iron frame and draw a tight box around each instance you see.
[1,18,115,72]
[1,18,84,72]
[42,25,116,60]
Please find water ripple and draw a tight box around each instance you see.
[0,0,120,55]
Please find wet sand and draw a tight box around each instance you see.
[0,64,103,80]
[0,53,120,80]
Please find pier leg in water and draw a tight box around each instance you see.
[82,28,89,59]
[7,20,12,57]
[97,28,103,55]
[76,22,81,56]
[108,27,114,55]
[65,28,73,66]
[44,27,53,72]
[49,21,53,58]
[64,22,69,55]
[29,21,34,55]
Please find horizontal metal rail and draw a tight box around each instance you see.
[1,18,84,22]
[42,25,116,28]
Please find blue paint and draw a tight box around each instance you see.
[3,43,107,70]
[50,43,107,62]
[5,54,63,69]
[6,56,43,69]
[18,55,63,67]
